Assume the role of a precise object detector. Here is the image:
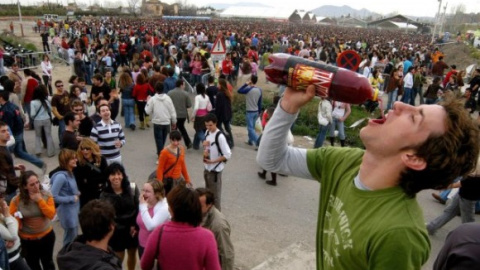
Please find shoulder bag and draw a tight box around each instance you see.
[154,225,165,270]
[163,148,180,194]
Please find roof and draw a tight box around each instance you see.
[390,21,417,29]
[368,14,429,27]
[219,6,296,19]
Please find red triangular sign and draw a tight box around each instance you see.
[211,38,226,54]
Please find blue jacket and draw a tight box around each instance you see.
[164,77,176,94]
[51,170,80,229]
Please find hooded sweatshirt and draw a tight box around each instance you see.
[57,235,122,270]
[144,93,177,125]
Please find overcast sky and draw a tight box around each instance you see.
[17,0,480,18]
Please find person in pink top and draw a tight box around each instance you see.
[140,186,221,270]
[190,53,203,87]
[136,180,170,258]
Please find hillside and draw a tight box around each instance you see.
[310,5,380,18]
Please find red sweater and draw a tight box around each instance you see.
[24,78,39,103]
[140,221,221,270]
[132,83,153,101]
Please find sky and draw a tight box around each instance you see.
[16,0,480,18]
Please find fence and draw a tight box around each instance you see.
[4,50,68,70]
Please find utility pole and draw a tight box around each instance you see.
[431,0,442,44]
[439,2,448,36]
[16,0,24,37]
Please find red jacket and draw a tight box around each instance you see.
[24,77,38,103]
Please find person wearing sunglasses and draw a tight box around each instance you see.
[74,138,108,208]
[51,80,71,147]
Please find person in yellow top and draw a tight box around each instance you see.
[10,170,56,270]
[369,69,384,92]
[431,48,444,64]
[156,130,192,194]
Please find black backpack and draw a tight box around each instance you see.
[206,130,228,167]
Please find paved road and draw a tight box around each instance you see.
[17,118,461,270]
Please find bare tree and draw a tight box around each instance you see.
[127,0,140,16]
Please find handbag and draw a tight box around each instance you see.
[163,148,180,195]
[154,225,165,270]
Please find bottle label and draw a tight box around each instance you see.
[288,64,334,97]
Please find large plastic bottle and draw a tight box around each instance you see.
[264,53,375,104]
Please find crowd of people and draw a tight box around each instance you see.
[0,15,478,270]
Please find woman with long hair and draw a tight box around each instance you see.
[100,163,139,270]
[119,72,136,130]
[50,149,80,247]
[30,85,55,157]
[69,84,87,104]
[190,53,203,87]
[140,186,220,270]
[10,171,56,270]
[40,54,53,95]
[132,73,153,130]
[191,83,211,150]
[74,138,108,208]
[136,180,170,258]
[156,130,192,193]
[385,65,403,111]
[215,79,234,147]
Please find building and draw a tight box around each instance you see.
[141,0,163,17]
[367,14,431,33]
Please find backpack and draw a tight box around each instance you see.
[205,130,228,165]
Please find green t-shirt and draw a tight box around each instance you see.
[306,147,430,270]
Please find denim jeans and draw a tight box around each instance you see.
[193,129,205,150]
[63,226,78,247]
[13,132,44,168]
[329,118,345,140]
[58,118,65,147]
[427,193,476,235]
[154,124,170,156]
[410,87,418,105]
[314,124,330,148]
[0,58,5,76]
[122,98,135,128]
[386,88,398,110]
[246,111,258,145]
[401,87,412,104]
[34,119,55,157]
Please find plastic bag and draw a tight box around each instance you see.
[255,117,263,134]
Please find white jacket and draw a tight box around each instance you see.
[145,94,177,125]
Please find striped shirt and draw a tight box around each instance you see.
[90,119,126,160]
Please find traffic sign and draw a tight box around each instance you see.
[211,37,226,55]
[336,50,361,71]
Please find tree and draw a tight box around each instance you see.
[127,0,140,16]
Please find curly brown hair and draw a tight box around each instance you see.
[399,98,480,197]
